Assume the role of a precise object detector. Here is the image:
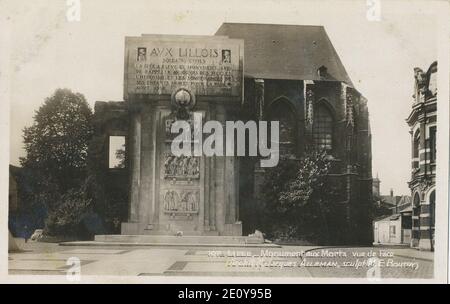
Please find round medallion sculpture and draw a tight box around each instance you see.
[171,87,196,119]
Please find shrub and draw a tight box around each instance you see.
[261,151,344,244]
[44,188,93,239]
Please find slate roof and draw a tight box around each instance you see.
[215,23,354,86]
[380,195,402,206]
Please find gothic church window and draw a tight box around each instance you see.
[268,99,296,157]
[313,103,333,150]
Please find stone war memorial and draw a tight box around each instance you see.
[92,23,373,244]
[122,34,244,236]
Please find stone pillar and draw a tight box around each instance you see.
[138,104,155,227]
[129,112,141,222]
[203,148,211,230]
[411,202,420,248]
[419,195,433,250]
[253,78,265,201]
[214,105,226,234]
[225,156,237,224]
[208,155,216,231]
[215,155,226,233]
[255,79,264,120]
[207,106,217,232]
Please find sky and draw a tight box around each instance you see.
[2,0,441,195]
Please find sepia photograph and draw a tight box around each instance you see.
[1,0,449,284]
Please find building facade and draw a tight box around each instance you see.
[372,192,412,246]
[406,61,437,251]
[91,23,373,244]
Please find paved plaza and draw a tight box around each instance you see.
[8,241,434,279]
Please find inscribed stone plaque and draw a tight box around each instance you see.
[124,35,243,99]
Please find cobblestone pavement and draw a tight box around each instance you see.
[8,242,434,279]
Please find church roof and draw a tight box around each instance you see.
[215,23,354,86]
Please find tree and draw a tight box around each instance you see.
[261,150,344,244]
[115,144,126,169]
[16,89,94,238]
[20,88,93,193]
[44,185,93,238]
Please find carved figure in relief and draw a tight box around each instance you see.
[169,155,178,175]
[187,158,199,176]
[180,192,199,212]
[181,156,190,175]
[164,190,180,211]
[164,153,200,178]
[189,192,199,211]
[164,190,199,213]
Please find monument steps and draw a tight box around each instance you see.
[59,241,280,248]
[95,234,262,244]
[59,234,281,248]
[141,229,220,236]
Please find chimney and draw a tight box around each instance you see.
[390,189,393,197]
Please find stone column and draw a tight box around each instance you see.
[214,104,226,234]
[209,155,216,231]
[253,78,266,203]
[207,106,217,232]
[138,103,154,227]
[225,156,237,224]
[255,79,264,120]
[129,112,141,222]
[411,198,420,248]
[419,193,433,251]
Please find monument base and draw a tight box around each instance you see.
[121,222,242,236]
[94,233,263,246]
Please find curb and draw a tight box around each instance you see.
[59,241,282,248]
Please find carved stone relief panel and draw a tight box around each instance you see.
[163,189,199,214]
[164,116,201,142]
[164,153,200,179]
